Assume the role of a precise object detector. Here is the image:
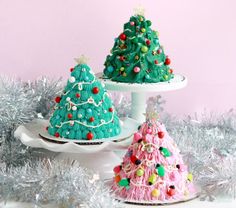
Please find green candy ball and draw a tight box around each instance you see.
[141,46,148,53]
[132,38,138,43]
[146,20,152,26]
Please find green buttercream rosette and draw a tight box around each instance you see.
[104,15,174,83]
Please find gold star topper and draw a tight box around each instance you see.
[134,6,145,16]
[74,55,89,65]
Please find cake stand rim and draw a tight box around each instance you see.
[96,73,188,92]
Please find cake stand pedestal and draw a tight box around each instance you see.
[97,73,188,123]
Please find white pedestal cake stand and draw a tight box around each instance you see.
[14,118,139,179]
[97,73,188,123]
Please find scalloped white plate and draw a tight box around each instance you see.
[39,120,133,145]
[14,118,140,154]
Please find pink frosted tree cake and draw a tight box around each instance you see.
[112,118,195,202]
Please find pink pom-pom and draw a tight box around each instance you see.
[133,132,142,143]
[133,66,140,73]
[178,164,187,172]
[170,171,180,181]
[146,128,152,134]
[130,21,135,26]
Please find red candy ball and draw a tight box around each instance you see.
[67,113,73,119]
[54,132,60,138]
[154,60,158,65]
[146,39,151,45]
[165,57,171,65]
[119,33,126,41]
[113,165,122,174]
[167,187,175,196]
[158,131,165,139]
[92,87,99,94]
[55,96,61,103]
[169,69,173,74]
[130,155,138,164]
[70,67,74,72]
[87,132,93,140]
[76,93,80,98]
[46,126,48,130]
[89,117,95,122]
[119,56,125,61]
[109,107,113,112]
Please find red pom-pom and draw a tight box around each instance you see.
[158,131,165,139]
[119,56,125,61]
[130,155,138,164]
[55,96,61,103]
[154,60,158,64]
[70,67,74,72]
[92,87,99,94]
[54,132,60,138]
[167,186,175,196]
[113,165,122,174]
[76,93,80,98]
[87,132,93,140]
[119,33,126,41]
[68,113,73,119]
[146,39,151,45]
[89,117,95,122]
[109,107,113,112]
[165,57,171,65]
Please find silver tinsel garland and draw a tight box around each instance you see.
[0,159,120,208]
[0,76,62,167]
[0,75,236,205]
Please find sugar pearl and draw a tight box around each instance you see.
[72,106,77,111]
[69,76,76,83]
[66,97,71,102]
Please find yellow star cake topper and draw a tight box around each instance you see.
[134,6,145,16]
[74,55,89,65]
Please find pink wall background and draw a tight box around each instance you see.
[0,0,235,115]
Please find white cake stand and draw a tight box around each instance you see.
[14,118,140,179]
[97,73,188,123]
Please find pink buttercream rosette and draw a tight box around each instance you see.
[112,118,196,203]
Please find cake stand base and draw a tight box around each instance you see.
[56,151,122,179]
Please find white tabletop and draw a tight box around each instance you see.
[3,198,236,208]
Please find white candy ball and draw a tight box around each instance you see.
[66,97,71,102]
[72,106,77,111]
[69,76,76,83]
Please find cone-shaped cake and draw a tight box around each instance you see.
[47,58,121,140]
[112,117,195,202]
[103,14,174,83]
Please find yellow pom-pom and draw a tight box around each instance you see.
[187,173,193,182]
[141,28,146,33]
[151,189,160,197]
[164,75,169,80]
[120,67,125,71]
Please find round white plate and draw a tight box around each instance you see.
[14,118,140,154]
[97,73,187,92]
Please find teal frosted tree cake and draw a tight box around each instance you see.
[47,58,121,140]
[103,14,174,83]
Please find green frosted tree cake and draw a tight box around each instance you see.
[47,59,121,140]
[103,14,174,83]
